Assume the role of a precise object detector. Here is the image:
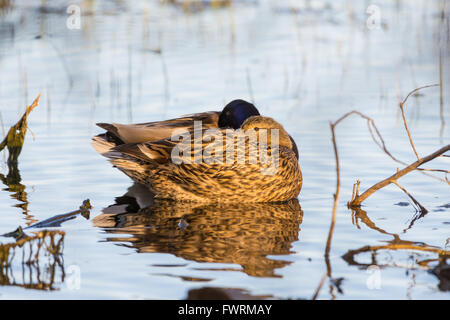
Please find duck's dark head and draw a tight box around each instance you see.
[218,99,260,129]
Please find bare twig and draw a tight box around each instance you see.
[399,102,420,161]
[339,85,448,207]
[398,84,439,161]
[312,121,342,300]
[23,199,92,229]
[330,110,448,179]
[316,84,446,297]
[325,121,341,259]
[391,180,428,214]
[349,144,450,207]
[400,84,439,107]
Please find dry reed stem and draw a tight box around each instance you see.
[325,121,341,259]
[312,121,342,300]
[399,102,420,161]
[398,84,439,161]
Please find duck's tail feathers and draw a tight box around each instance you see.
[96,122,117,133]
[91,134,116,156]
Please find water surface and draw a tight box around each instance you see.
[0,0,449,299]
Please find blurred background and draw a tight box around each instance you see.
[0,0,448,299]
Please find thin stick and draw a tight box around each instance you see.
[312,121,341,300]
[325,122,340,259]
[400,84,439,107]
[351,182,356,202]
[335,111,404,162]
[399,102,420,161]
[333,110,448,178]
[398,84,439,161]
[349,144,450,207]
[391,180,428,214]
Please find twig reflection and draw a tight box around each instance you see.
[346,206,450,293]
[0,230,66,290]
[0,159,36,226]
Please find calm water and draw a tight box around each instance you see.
[0,0,449,299]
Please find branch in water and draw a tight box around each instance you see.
[348,144,450,207]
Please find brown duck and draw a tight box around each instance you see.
[92,100,302,202]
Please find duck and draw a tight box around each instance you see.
[92,99,302,202]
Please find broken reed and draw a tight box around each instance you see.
[0,94,41,164]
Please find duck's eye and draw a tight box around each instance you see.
[254,127,259,131]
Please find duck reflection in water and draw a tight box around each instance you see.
[94,183,303,278]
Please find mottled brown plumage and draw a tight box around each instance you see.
[92,112,302,202]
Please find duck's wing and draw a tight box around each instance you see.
[103,127,225,165]
[96,111,220,144]
[106,138,179,164]
[103,127,282,167]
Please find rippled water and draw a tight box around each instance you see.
[0,0,449,299]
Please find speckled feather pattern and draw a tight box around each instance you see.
[93,113,302,202]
